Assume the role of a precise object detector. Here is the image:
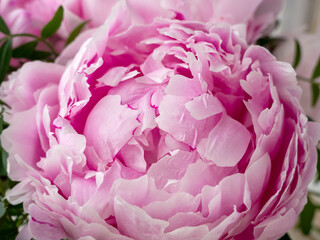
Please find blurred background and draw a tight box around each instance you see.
[277,0,320,35]
[278,1,320,239]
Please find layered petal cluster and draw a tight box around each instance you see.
[1,1,318,240]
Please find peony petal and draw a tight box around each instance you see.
[254,209,297,240]
[165,75,202,98]
[147,150,197,190]
[120,139,147,172]
[185,93,225,120]
[214,0,263,23]
[157,95,213,147]
[178,160,236,196]
[84,95,140,163]
[143,192,201,220]
[205,115,251,167]
[114,197,169,240]
[28,204,68,240]
[1,107,43,180]
[1,61,64,112]
[245,153,271,203]
[165,225,209,240]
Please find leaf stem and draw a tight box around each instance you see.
[0,33,58,57]
[297,75,311,82]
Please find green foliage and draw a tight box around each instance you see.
[12,40,38,59]
[312,57,320,80]
[317,148,320,181]
[0,38,12,83]
[311,57,320,106]
[299,197,316,235]
[256,36,284,53]
[311,83,320,107]
[0,199,27,240]
[278,233,291,240]
[293,39,301,69]
[41,6,64,39]
[26,50,53,61]
[65,20,90,46]
[0,16,10,35]
[0,110,8,177]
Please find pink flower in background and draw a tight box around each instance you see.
[160,0,283,42]
[1,0,283,51]
[1,1,317,240]
[273,34,320,122]
[0,0,86,50]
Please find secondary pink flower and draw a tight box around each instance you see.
[161,0,283,42]
[1,1,318,239]
[273,33,320,122]
[1,0,283,50]
[0,0,86,50]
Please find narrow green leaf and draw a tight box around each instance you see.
[27,50,52,60]
[0,99,10,109]
[0,38,12,83]
[278,233,291,240]
[312,57,320,80]
[312,83,320,107]
[0,202,5,218]
[256,36,284,52]
[0,110,7,178]
[0,181,5,197]
[12,40,38,59]
[65,20,90,46]
[0,16,10,35]
[41,6,64,39]
[0,150,7,177]
[293,39,301,69]
[317,148,320,181]
[299,197,315,235]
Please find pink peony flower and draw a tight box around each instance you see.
[1,1,318,239]
[273,33,320,122]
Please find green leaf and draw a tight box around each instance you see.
[293,39,301,69]
[0,149,7,177]
[65,20,90,46]
[7,179,18,189]
[312,57,320,80]
[28,50,53,60]
[0,109,8,177]
[7,203,24,216]
[0,16,10,35]
[0,99,10,109]
[0,228,18,240]
[317,148,320,181]
[312,83,320,107]
[278,233,291,240]
[310,57,320,107]
[299,197,316,235]
[0,201,5,218]
[256,36,284,52]
[0,181,5,197]
[41,6,64,39]
[12,40,38,59]
[0,38,12,83]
